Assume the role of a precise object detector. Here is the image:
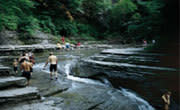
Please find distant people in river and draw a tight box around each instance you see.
[65,42,70,50]
[76,42,81,48]
[57,43,62,49]
[143,40,147,46]
[61,36,65,44]
[162,91,171,110]
[13,59,18,74]
[20,59,33,86]
[43,52,58,80]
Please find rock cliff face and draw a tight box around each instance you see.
[0,30,23,45]
[0,30,56,45]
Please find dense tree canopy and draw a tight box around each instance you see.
[0,0,168,42]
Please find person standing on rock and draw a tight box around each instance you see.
[162,91,171,110]
[20,60,33,86]
[43,52,58,80]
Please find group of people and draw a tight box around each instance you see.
[57,36,81,50]
[142,39,156,46]
[13,52,35,85]
[13,51,59,85]
[12,41,172,110]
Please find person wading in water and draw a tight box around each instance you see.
[162,91,171,110]
[13,59,18,74]
[43,52,58,80]
[20,60,32,86]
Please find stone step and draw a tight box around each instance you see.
[0,76,27,89]
[91,55,160,64]
[0,56,16,62]
[101,48,166,57]
[78,59,178,78]
[0,66,11,76]
[85,60,178,71]
[0,87,40,104]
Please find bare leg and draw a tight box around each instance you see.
[55,71,58,79]
[27,80,30,86]
[165,104,169,110]
[50,72,53,80]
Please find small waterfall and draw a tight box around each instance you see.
[64,61,103,86]
[34,60,155,110]
[97,76,112,87]
[120,88,155,110]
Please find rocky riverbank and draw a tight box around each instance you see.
[1,68,154,110]
[0,44,112,56]
[0,47,155,110]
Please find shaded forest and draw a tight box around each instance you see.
[0,0,178,43]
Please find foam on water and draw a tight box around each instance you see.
[34,62,103,86]
[120,88,155,110]
[64,63,103,86]
[34,60,155,110]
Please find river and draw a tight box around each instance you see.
[4,46,179,110]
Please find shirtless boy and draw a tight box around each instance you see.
[13,59,18,74]
[44,52,58,80]
[20,60,32,86]
[162,91,171,110]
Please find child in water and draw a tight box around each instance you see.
[13,59,18,74]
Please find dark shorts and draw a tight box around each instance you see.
[50,64,57,72]
[22,71,31,80]
[14,67,18,71]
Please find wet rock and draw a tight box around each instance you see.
[0,30,23,45]
[91,55,160,64]
[78,59,177,79]
[29,70,71,97]
[0,66,11,76]
[0,87,40,104]
[0,76,27,89]
[53,82,154,110]
[2,99,62,110]
[0,44,58,55]
[101,48,166,56]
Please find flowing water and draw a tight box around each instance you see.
[32,49,155,110]
[4,46,178,110]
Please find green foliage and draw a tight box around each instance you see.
[39,16,56,34]
[0,0,165,43]
[0,0,36,33]
[1,14,19,30]
[110,0,137,32]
